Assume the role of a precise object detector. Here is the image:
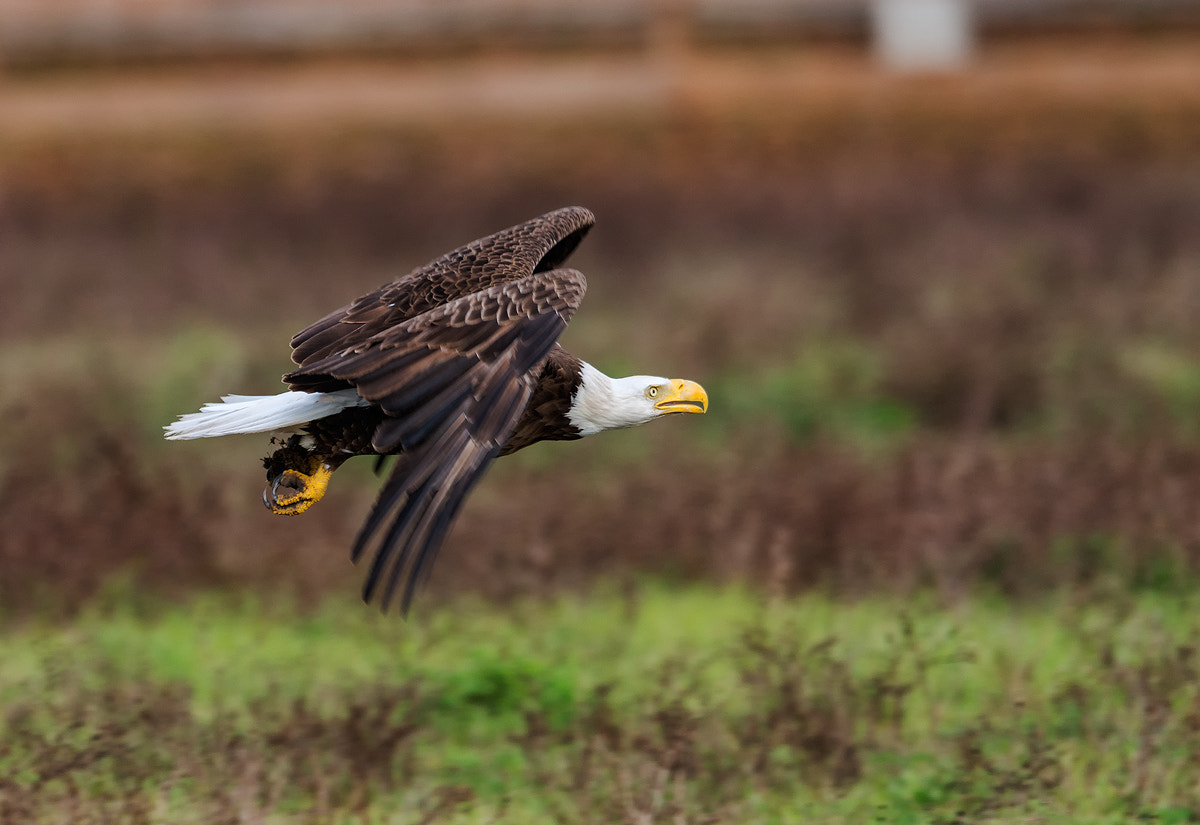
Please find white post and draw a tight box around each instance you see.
[871,0,975,71]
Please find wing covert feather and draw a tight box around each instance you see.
[288,206,594,380]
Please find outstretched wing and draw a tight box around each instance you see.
[285,269,588,613]
[287,205,595,390]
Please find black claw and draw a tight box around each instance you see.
[265,473,291,511]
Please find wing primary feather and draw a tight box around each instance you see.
[352,466,411,563]
[289,308,351,364]
[365,372,537,608]
[473,322,524,357]
[383,439,494,612]
[396,493,459,613]
[482,386,530,447]
[471,370,529,443]
[290,324,351,366]
[364,478,431,606]
[370,379,473,455]
[352,419,454,567]
[348,344,429,378]
[374,390,471,453]
[398,451,498,614]
[284,373,352,393]
[370,431,474,609]
[356,422,468,593]
[362,475,432,605]
[443,319,511,355]
[367,354,474,414]
[375,483,438,610]
[288,343,425,390]
[514,312,568,373]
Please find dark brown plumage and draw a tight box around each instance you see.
[276,207,594,610]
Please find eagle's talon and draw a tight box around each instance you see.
[264,464,334,515]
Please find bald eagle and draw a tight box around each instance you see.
[165,207,708,612]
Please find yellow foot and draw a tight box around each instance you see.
[263,460,335,515]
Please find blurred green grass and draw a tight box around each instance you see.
[5,583,1200,822]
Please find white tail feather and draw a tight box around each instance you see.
[164,389,367,440]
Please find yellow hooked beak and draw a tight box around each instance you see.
[653,379,709,415]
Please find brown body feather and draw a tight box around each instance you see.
[267,207,595,611]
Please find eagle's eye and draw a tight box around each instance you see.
[646,386,659,399]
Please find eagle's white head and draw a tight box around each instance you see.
[567,361,709,436]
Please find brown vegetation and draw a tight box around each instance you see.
[3,44,1200,615]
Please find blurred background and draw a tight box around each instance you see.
[3,0,1200,615]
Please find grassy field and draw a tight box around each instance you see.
[4,584,1200,823]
